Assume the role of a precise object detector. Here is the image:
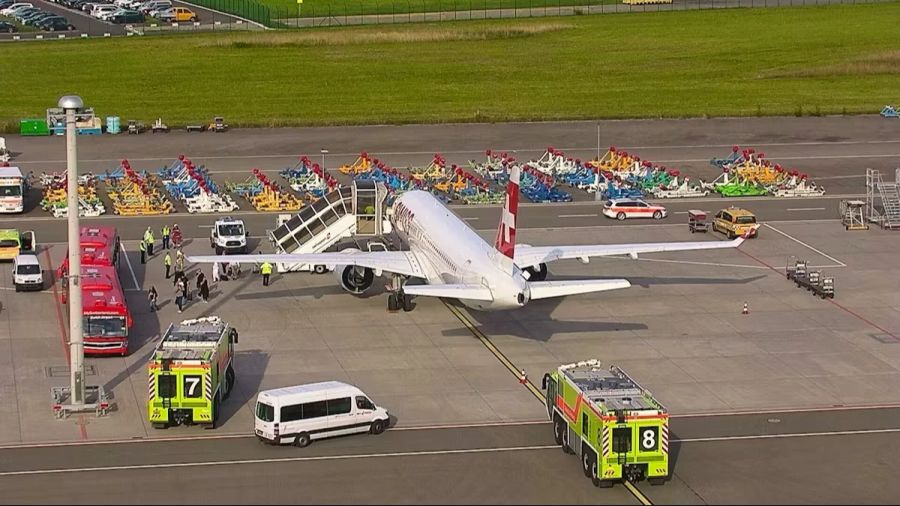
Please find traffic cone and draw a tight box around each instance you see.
[742,302,749,315]
[519,369,528,385]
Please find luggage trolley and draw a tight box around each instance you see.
[688,210,709,233]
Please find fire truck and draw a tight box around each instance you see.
[148,317,238,430]
[61,265,133,356]
[542,360,669,488]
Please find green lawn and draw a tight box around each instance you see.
[0,3,898,132]
[258,0,618,19]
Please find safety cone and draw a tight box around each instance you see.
[519,369,528,385]
[742,302,749,315]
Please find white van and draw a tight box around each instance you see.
[12,253,43,292]
[255,381,390,447]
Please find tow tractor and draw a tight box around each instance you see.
[785,256,834,299]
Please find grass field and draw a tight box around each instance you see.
[0,3,898,131]
[258,0,618,19]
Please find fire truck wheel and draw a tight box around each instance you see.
[294,433,311,448]
[595,478,613,488]
[553,417,564,445]
[582,449,592,478]
[224,365,236,400]
[208,395,219,430]
[561,429,573,455]
[152,422,168,430]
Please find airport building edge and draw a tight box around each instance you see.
[542,359,669,487]
[148,316,238,429]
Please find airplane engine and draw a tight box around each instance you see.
[336,265,375,295]
[524,263,548,282]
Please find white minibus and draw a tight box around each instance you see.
[255,381,390,447]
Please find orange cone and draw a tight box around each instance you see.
[742,302,749,315]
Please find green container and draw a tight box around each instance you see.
[20,119,50,136]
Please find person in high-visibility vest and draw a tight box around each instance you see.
[260,261,273,287]
[139,239,146,264]
[163,252,172,279]
[144,227,155,256]
[161,225,171,250]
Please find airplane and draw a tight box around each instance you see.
[187,165,744,312]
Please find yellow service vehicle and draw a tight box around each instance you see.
[712,206,759,239]
[148,316,238,429]
[0,229,36,261]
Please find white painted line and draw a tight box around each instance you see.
[0,287,52,293]
[0,419,549,450]
[786,208,826,212]
[197,225,214,228]
[763,223,847,267]
[462,217,479,221]
[118,243,142,291]
[558,214,597,218]
[674,402,900,419]
[0,445,557,476]
[675,427,900,444]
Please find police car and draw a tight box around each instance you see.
[602,198,668,220]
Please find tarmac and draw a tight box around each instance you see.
[0,116,898,503]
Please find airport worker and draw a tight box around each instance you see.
[139,238,146,264]
[163,252,172,279]
[144,227,155,256]
[196,271,206,294]
[175,248,185,274]
[261,261,273,287]
[212,261,220,282]
[161,225,171,250]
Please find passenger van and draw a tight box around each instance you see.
[255,381,390,447]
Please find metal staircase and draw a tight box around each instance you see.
[267,180,392,272]
[865,168,900,230]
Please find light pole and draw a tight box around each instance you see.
[596,123,601,161]
[61,95,85,405]
[320,148,328,171]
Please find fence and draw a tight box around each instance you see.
[256,0,895,28]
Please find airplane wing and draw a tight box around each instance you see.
[187,251,426,279]
[515,237,745,268]
[403,284,494,301]
[528,279,631,300]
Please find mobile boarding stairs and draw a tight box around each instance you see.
[267,180,393,273]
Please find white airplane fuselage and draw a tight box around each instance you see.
[391,190,529,311]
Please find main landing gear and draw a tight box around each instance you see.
[386,276,415,312]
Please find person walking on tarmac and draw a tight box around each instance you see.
[139,238,147,264]
[174,282,185,314]
[144,227,155,256]
[175,248,185,275]
[200,277,210,303]
[163,251,172,279]
[261,261,273,287]
[148,285,158,312]
[161,224,171,250]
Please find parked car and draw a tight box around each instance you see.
[139,0,169,14]
[0,0,18,10]
[0,20,16,32]
[23,11,57,25]
[158,5,195,21]
[107,8,141,22]
[39,16,75,30]
[90,4,116,17]
[0,3,33,15]
[9,6,39,19]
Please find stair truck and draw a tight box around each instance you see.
[542,360,669,488]
[148,316,239,429]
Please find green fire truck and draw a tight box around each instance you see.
[148,316,239,429]
[542,360,669,488]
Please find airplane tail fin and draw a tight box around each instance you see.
[494,164,520,272]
